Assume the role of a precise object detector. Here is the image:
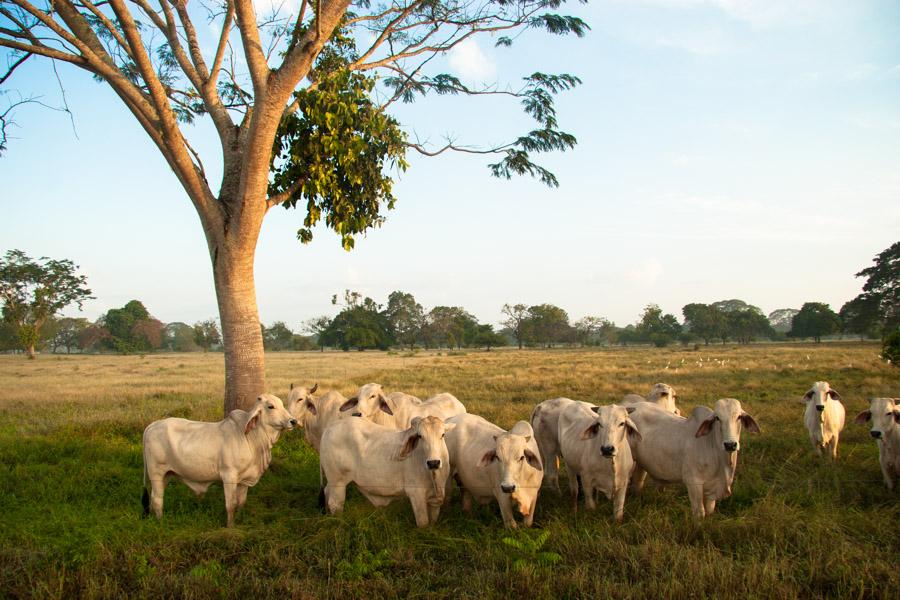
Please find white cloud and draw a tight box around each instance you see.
[627,258,664,287]
[616,0,843,27]
[448,39,497,82]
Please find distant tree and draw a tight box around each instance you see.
[573,316,607,347]
[428,306,476,349]
[292,335,317,351]
[597,319,619,346]
[768,308,800,334]
[0,321,19,352]
[726,307,772,344]
[839,296,881,340]
[193,319,222,352]
[527,304,571,348]
[682,303,726,345]
[385,291,425,350]
[262,322,295,351]
[501,303,531,350]
[0,250,93,358]
[164,322,200,352]
[101,300,163,353]
[302,316,333,352]
[851,241,899,337]
[618,324,640,346]
[790,302,842,343]
[321,295,391,351]
[473,324,507,351]
[49,317,89,353]
[883,331,900,365]
[78,323,111,353]
[636,304,681,347]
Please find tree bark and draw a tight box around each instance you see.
[26,345,36,359]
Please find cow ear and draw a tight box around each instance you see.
[893,398,900,405]
[310,383,318,394]
[290,382,294,390]
[478,450,497,467]
[827,389,841,401]
[591,405,600,414]
[801,391,813,403]
[379,399,394,416]
[740,413,761,434]
[524,449,543,471]
[580,422,600,440]
[893,410,900,424]
[305,400,317,416]
[854,410,871,424]
[339,397,359,412]
[695,416,717,438]
[625,418,642,441]
[625,406,636,414]
[243,404,263,435]
[398,434,420,459]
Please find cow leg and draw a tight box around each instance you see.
[409,494,430,528]
[583,477,597,511]
[325,484,346,514]
[541,442,560,493]
[568,470,580,511]
[427,500,441,525]
[497,494,518,529]
[236,484,249,510]
[829,435,839,461]
[686,482,705,518]
[149,478,165,519]
[630,466,647,495]
[881,458,895,491]
[612,485,626,523]
[523,494,538,528]
[703,495,716,516]
[461,488,473,513]
[223,482,238,527]
[811,435,822,457]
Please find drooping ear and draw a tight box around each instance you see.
[305,400,317,416]
[695,416,717,438]
[625,418,642,441]
[801,390,814,403]
[378,398,394,415]
[398,433,421,459]
[478,449,497,467]
[591,405,600,414]
[827,389,841,401]
[310,383,318,394]
[854,410,871,424]
[580,422,600,440]
[739,413,761,434]
[625,406,636,414]
[893,410,900,424]
[893,399,900,405]
[243,402,264,435]
[524,448,543,471]
[339,397,359,412]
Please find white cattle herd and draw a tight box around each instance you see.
[141,381,900,528]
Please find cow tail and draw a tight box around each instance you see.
[317,462,326,512]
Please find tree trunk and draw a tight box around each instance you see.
[26,344,36,359]
[213,243,266,414]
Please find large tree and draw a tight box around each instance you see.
[682,303,725,346]
[0,249,93,358]
[0,1,586,412]
[851,241,899,337]
[501,303,530,349]
[790,302,841,343]
[384,290,424,350]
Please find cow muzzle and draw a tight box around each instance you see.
[426,459,442,470]
[500,483,517,494]
[352,412,362,417]
[815,405,825,412]
[723,441,738,452]
[870,430,883,439]
[600,445,615,458]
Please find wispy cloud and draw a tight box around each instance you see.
[626,258,664,286]
[617,0,843,27]
[448,39,497,82]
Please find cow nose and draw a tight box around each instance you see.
[289,419,298,427]
[352,412,362,417]
[815,405,825,412]
[870,430,882,439]
[600,445,615,457]
[426,459,441,470]
[723,441,738,452]
[500,483,517,494]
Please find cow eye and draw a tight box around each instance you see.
[619,422,625,427]
[267,404,274,409]
[519,456,525,462]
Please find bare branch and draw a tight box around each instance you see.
[0,51,31,85]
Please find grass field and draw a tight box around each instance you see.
[1,343,898,598]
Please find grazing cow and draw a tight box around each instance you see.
[629,398,760,518]
[339,383,466,429]
[802,381,846,460]
[286,383,349,452]
[319,415,455,527]
[622,383,681,416]
[531,397,598,492]
[558,403,641,522]
[444,414,543,528]
[142,394,297,527]
[854,398,900,490]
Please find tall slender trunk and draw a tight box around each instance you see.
[26,345,36,359]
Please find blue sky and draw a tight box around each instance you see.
[2,0,899,329]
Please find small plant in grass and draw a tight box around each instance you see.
[336,549,393,580]
[501,530,562,574]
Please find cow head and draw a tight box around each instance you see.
[580,405,641,458]
[245,394,297,434]
[339,383,394,419]
[397,416,455,471]
[854,398,900,440]
[695,398,760,452]
[286,382,318,424]
[479,421,543,497]
[802,381,841,415]
[649,383,681,416]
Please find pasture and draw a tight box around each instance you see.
[1,343,898,598]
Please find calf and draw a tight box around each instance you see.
[142,394,296,527]
[629,398,760,518]
[319,415,455,527]
[622,383,681,416]
[444,414,543,528]
[339,383,466,429]
[286,383,349,452]
[558,403,641,522]
[854,398,900,490]
[530,397,598,492]
[802,381,845,460]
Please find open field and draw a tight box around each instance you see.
[1,343,898,598]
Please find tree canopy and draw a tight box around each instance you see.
[790,302,841,343]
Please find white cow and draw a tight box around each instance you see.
[444,414,544,528]
[558,403,641,522]
[530,397,598,492]
[286,383,349,452]
[339,383,466,429]
[319,415,455,527]
[802,381,846,460]
[622,383,681,416]
[628,398,760,518]
[142,394,297,527]
[854,398,900,490]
